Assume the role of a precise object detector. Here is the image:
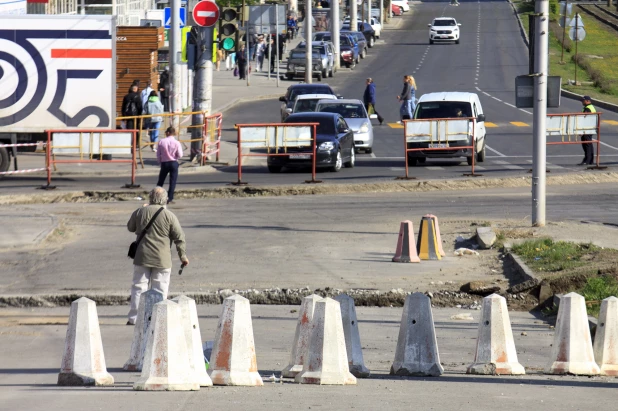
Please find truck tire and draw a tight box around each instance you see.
[477,144,486,162]
[0,146,9,176]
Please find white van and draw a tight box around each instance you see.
[409,92,487,166]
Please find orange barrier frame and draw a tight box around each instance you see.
[546,112,604,169]
[43,129,139,189]
[232,123,321,185]
[201,113,223,165]
[398,117,481,180]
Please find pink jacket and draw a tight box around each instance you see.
[157,136,183,163]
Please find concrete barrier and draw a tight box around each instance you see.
[123,289,164,372]
[295,298,357,385]
[334,294,370,378]
[172,295,213,386]
[424,214,445,257]
[417,216,442,260]
[209,294,263,386]
[134,300,200,391]
[58,297,114,386]
[391,292,443,377]
[593,296,618,376]
[546,292,600,375]
[392,220,420,263]
[467,294,525,375]
[282,294,322,378]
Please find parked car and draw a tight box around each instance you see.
[316,99,376,153]
[392,4,403,16]
[279,83,337,121]
[342,22,376,48]
[409,92,487,166]
[295,40,336,78]
[428,17,461,44]
[267,112,356,173]
[368,17,381,38]
[313,31,360,68]
[341,31,368,58]
[287,94,338,117]
[392,0,410,12]
[285,49,326,81]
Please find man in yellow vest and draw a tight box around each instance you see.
[579,95,596,165]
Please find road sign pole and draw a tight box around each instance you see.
[574,13,579,84]
[532,0,549,227]
[191,26,214,163]
[171,0,182,129]
[276,4,280,87]
[305,0,312,83]
[332,0,340,69]
[351,0,357,31]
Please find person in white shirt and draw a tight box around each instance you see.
[141,80,154,111]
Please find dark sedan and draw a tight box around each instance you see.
[342,22,376,47]
[267,112,355,173]
[341,30,368,59]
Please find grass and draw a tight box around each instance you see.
[580,276,618,316]
[511,238,600,272]
[514,0,618,104]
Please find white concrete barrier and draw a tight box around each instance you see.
[134,300,200,391]
[391,292,443,376]
[593,296,618,376]
[172,295,213,386]
[467,294,525,375]
[334,294,370,378]
[282,294,322,378]
[124,289,164,372]
[58,297,114,386]
[208,294,263,386]
[295,298,357,385]
[546,292,600,375]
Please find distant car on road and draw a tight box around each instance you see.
[279,83,337,121]
[342,21,376,47]
[392,4,403,16]
[313,32,360,68]
[285,49,325,82]
[368,17,381,39]
[315,99,376,153]
[267,112,356,173]
[287,94,338,118]
[341,30,368,59]
[428,17,461,44]
[392,0,410,12]
[295,40,336,79]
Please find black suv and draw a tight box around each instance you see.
[279,83,337,121]
[342,21,376,48]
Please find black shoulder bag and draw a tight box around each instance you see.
[128,207,165,259]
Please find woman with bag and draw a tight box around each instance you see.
[145,91,164,151]
[397,75,416,123]
[363,78,384,125]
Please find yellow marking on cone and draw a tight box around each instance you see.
[388,123,404,129]
[416,217,441,261]
[484,122,499,128]
[510,121,529,127]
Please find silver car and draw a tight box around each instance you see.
[294,40,336,79]
[315,99,376,153]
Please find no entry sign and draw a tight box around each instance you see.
[193,0,219,27]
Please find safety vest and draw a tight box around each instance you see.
[583,104,596,113]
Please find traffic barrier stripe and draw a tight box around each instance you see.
[0,142,49,176]
[416,216,441,261]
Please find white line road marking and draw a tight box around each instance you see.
[492,97,502,102]
[487,154,618,158]
[486,146,507,157]
[600,141,618,151]
[474,166,486,170]
[475,87,481,91]
[525,160,564,169]
[482,92,490,96]
[519,109,532,114]
[426,166,445,171]
[389,167,405,171]
[370,152,376,158]
[493,160,524,170]
[504,102,516,108]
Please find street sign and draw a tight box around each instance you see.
[192,0,219,27]
[515,76,562,108]
[568,14,584,27]
[164,7,187,29]
[568,27,586,42]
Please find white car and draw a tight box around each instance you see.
[392,0,410,12]
[315,99,377,153]
[368,17,381,38]
[428,17,461,44]
[286,94,338,119]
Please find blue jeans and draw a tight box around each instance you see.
[157,161,179,202]
[400,100,413,120]
[149,121,160,144]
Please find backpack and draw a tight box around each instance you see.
[128,99,138,116]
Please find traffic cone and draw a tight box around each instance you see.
[417,216,442,260]
[334,294,370,378]
[423,214,445,257]
[282,294,322,378]
[124,289,164,372]
[593,296,618,376]
[392,220,420,263]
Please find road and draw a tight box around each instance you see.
[2,0,618,192]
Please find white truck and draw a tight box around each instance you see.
[0,15,115,177]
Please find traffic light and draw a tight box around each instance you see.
[219,7,238,51]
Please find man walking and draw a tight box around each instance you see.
[121,84,142,130]
[579,95,596,165]
[159,67,170,112]
[157,127,183,204]
[237,43,248,80]
[140,80,154,111]
[363,78,384,125]
[126,187,189,325]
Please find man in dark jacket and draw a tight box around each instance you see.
[237,43,248,80]
[266,38,278,73]
[121,84,143,131]
[159,67,170,112]
[363,78,384,125]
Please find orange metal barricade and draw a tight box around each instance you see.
[43,129,139,189]
[232,123,320,185]
[546,112,603,169]
[399,117,481,180]
[201,113,223,165]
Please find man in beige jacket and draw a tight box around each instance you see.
[126,186,189,325]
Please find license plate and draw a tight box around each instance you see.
[441,35,449,38]
[429,143,449,148]
[289,154,311,159]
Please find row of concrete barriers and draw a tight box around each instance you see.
[56,291,618,389]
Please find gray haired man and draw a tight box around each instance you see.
[126,187,189,325]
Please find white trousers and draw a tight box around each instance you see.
[127,265,171,324]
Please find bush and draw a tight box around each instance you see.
[580,277,618,316]
[572,54,617,94]
[549,21,572,53]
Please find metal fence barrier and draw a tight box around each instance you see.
[0,143,49,177]
[546,112,604,169]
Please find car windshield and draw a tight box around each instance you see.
[294,99,321,113]
[289,86,333,101]
[286,116,335,134]
[290,50,321,59]
[318,103,366,118]
[433,19,456,26]
[315,33,353,46]
[414,102,472,119]
[297,44,327,54]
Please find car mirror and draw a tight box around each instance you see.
[458,23,462,26]
[285,108,293,114]
[279,96,286,102]
[369,114,378,119]
[427,23,432,27]
[337,95,343,99]
[477,114,486,122]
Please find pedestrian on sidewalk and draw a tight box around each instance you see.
[156,127,183,204]
[126,186,189,325]
[579,95,596,165]
[216,48,224,71]
[121,84,142,131]
[256,37,266,72]
[397,75,416,123]
[363,78,384,125]
[144,91,164,151]
[159,67,170,112]
[140,80,153,111]
[267,37,278,73]
[237,43,248,80]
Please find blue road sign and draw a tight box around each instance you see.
[164,7,187,29]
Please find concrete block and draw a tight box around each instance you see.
[172,295,213,386]
[546,292,600,375]
[209,294,263,386]
[392,220,420,263]
[123,289,164,372]
[593,296,618,376]
[295,298,357,385]
[134,300,200,391]
[334,294,370,378]
[417,216,441,260]
[476,227,497,249]
[58,297,114,386]
[467,294,525,375]
[281,294,322,378]
[424,214,446,257]
[390,293,443,377]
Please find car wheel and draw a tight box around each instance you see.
[466,156,474,166]
[407,155,418,167]
[429,39,434,45]
[345,62,352,68]
[456,39,460,44]
[286,74,293,80]
[331,150,343,172]
[345,147,355,168]
[0,146,9,177]
[365,147,373,154]
[329,67,334,77]
[477,143,486,163]
[268,165,282,173]
[369,37,375,48]
[323,69,328,78]
[361,49,366,59]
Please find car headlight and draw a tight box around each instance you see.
[359,122,369,133]
[314,64,320,70]
[430,28,436,32]
[342,50,352,56]
[289,64,295,69]
[318,141,335,151]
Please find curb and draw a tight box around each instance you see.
[504,251,540,293]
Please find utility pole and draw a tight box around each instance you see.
[351,0,358,32]
[532,0,549,227]
[332,0,340,69]
[368,0,372,25]
[191,27,214,163]
[276,4,280,87]
[170,0,182,129]
[305,0,312,83]
[379,0,383,27]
